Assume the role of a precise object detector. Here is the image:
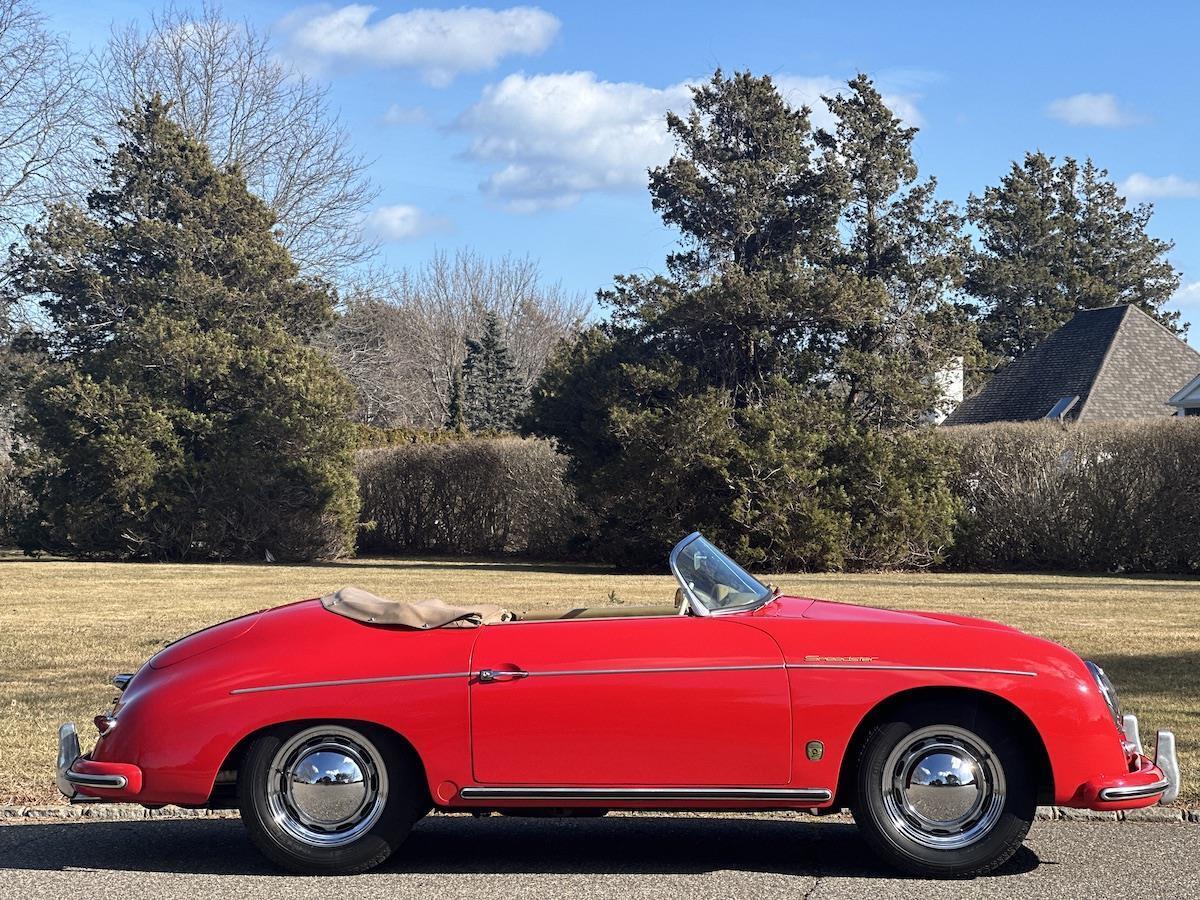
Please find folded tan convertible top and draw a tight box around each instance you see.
[321,586,515,629]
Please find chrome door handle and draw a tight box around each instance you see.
[478,669,529,683]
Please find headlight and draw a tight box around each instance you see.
[1085,660,1122,728]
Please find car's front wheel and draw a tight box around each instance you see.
[850,702,1035,878]
[238,722,428,874]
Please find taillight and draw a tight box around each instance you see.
[94,714,117,736]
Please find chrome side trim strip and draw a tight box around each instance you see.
[786,663,1037,678]
[1098,779,1170,802]
[458,786,833,802]
[231,663,1036,694]
[65,771,128,790]
[230,672,469,695]
[503,664,781,679]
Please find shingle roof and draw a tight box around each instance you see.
[944,305,1200,425]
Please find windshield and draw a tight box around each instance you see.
[669,533,773,615]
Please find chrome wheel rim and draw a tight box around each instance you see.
[881,725,1005,850]
[266,726,388,848]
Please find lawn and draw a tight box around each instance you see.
[1,556,1195,806]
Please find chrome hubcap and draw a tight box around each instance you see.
[881,725,1005,850]
[266,726,388,847]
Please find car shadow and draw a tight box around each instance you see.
[0,813,1040,879]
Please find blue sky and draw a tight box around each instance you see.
[47,1,1200,333]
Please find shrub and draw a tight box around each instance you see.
[944,420,1200,572]
[356,437,586,557]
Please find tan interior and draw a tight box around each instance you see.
[518,604,679,622]
[513,586,689,621]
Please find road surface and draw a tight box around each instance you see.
[1,811,1196,899]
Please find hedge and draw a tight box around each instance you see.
[355,422,1200,573]
[356,436,587,557]
[943,420,1200,573]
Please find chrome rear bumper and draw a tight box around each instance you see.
[56,722,128,799]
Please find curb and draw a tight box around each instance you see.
[2,804,1198,823]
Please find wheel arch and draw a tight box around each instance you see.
[833,686,1055,808]
[209,718,431,807]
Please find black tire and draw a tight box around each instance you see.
[850,701,1035,878]
[238,722,429,874]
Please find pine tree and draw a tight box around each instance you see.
[5,97,359,560]
[968,152,1181,364]
[462,312,526,432]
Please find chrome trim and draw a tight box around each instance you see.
[57,721,128,793]
[786,663,1037,678]
[112,673,133,692]
[1098,779,1170,802]
[1155,731,1180,805]
[1086,661,1123,728]
[458,786,832,802]
[486,664,781,679]
[669,531,711,617]
[65,770,128,790]
[56,722,81,798]
[229,672,469,695]
[234,663,1035,694]
[1122,713,1143,756]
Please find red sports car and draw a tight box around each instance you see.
[57,532,1179,877]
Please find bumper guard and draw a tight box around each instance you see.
[56,722,138,800]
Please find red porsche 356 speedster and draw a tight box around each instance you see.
[57,532,1179,877]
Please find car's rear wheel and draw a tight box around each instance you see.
[238,723,428,874]
[850,702,1035,878]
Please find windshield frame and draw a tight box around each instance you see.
[668,532,774,617]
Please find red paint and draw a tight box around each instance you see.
[78,589,1167,812]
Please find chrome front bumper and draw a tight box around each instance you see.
[56,722,129,799]
[1117,714,1181,804]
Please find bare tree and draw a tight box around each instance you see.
[90,2,376,278]
[325,251,591,429]
[0,0,88,241]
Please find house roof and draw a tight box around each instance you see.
[945,304,1200,425]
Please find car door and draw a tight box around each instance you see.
[469,614,791,786]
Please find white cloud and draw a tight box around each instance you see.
[1119,173,1200,200]
[381,104,429,126]
[775,75,923,128]
[457,71,926,212]
[365,204,451,241]
[1046,92,1141,127]
[282,4,560,86]
[1173,281,1200,308]
[457,72,693,212]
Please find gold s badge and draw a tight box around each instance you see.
[805,740,824,761]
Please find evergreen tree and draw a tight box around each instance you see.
[5,97,359,560]
[968,152,1181,364]
[530,71,960,569]
[463,312,526,432]
[816,75,974,424]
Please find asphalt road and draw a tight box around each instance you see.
[1,812,1197,899]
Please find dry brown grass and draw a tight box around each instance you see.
[1,556,1195,805]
